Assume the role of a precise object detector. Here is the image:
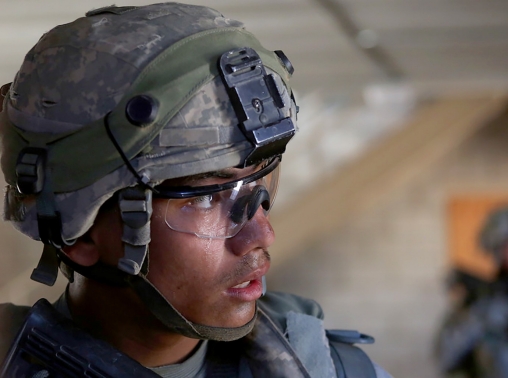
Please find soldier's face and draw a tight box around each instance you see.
[146,163,275,328]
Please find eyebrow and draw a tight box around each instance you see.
[184,170,236,184]
[164,161,266,187]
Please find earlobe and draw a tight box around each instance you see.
[61,236,100,267]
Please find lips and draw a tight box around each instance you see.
[229,261,269,289]
[225,262,270,301]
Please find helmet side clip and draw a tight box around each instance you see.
[16,147,46,195]
[16,147,65,286]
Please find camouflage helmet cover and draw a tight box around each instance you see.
[0,3,297,243]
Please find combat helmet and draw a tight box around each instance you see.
[0,3,297,341]
[480,207,508,267]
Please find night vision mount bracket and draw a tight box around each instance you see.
[219,47,296,166]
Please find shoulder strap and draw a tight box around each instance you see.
[205,340,242,378]
[327,330,377,378]
[1,298,159,378]
[0,302,30,365]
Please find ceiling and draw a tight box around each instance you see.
[1,0,507,96]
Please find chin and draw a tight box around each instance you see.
[192,301,256,329]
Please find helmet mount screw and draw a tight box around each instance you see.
[125,95,158,127]
[252,98,262,113]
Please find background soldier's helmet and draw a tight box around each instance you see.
[479,207,508,265]
[0,3,297,340]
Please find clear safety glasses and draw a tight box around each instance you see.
[153,157,281,239]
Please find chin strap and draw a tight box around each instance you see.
[129,274,257,341]
[58,256,257,341]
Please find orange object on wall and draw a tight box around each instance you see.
[448,195,508,282]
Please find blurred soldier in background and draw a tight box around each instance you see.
[0,3,392,377]
[436,207,508,378]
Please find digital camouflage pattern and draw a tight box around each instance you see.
[243,310,319,378]
[0,3,297,242]
[9,3,243,130]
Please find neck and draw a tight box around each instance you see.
[66,276,200,367]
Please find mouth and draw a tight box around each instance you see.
[226,262,270,301]
[230,260,270,288]
[226,278,264,302]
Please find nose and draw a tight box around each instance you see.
[227,205,275,256]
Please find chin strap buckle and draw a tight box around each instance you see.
[16,146,66,285]
[16,147,46,195]
[118,186,153,275]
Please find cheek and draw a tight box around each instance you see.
[92,208,124,265]
[147,204,227,290]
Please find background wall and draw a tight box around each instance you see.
[268,109,508,377]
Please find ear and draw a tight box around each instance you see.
[0,83,12,113]
[61,234,100,267]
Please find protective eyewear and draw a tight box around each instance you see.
[153,157,280,239]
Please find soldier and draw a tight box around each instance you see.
[0,3,392,377]
[436,207,508,378]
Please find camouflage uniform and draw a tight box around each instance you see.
[0,292,391,377]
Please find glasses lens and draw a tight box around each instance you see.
[164,163,280,239]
